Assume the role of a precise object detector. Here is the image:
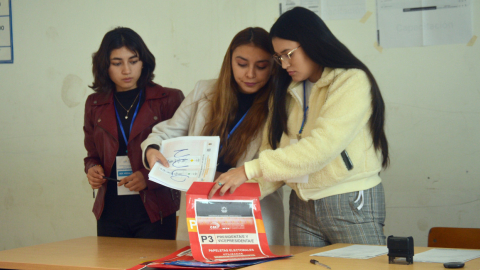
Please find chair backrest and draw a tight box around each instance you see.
[428,227,480,249]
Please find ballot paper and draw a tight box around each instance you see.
[186,182,290,263]
[311,245,388,259]
[126,245,288,270]
[148,136,220,191]
[414,248,480,263]
[126,246,225,270]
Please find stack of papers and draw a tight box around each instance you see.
[311,245,388,259]
[148,136,220,191]
[310,245,480,264]
[414,249,480,263]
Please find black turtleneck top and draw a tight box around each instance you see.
[216,91,257,173]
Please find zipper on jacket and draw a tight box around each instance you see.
[95,124,118,143]
[159,211,163,224]
[143,192,146,203]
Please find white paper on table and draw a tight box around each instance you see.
[148,136,220,191]
[310,245,388,259]
[376,0,472,48]
[414,248,480,263]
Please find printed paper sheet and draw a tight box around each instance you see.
[148,136,220,191]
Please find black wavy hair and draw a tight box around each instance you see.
[89,27,155,94]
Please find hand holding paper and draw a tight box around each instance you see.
[146,147,169,169]
[148,136,220,191]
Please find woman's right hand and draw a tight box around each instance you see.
[87,165,106,189]
[146,148,170,169]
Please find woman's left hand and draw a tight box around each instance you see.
[119,171,147,192]
[208,165,248,199]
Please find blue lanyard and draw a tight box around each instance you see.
[114,90,142,152]
[299,81,309,135]
[228,109,249,139]
[219,109,250,151]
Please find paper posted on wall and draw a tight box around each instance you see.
[148,136,220,191]
[376,0,472,48]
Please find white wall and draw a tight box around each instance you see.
[0,0,478,250]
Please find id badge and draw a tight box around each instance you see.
[286,139,309,184]
[116,156,139,195]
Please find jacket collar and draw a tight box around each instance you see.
[144,83,171,100]
[93,91,113,106]
[287,67,338,106]
[288,67,337,95]
[129,84,169,142]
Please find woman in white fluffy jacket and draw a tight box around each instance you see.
[141,27,284,245]
[210,7,390,247]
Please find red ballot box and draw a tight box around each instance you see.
[186,182,287,263]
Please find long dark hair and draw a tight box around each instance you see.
[89,27,155,94]
[202,27,274,166]
[269,7,389,168]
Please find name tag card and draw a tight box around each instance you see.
[116,156,139,195]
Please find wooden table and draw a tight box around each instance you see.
[0,236,316,270]
[246,243,480,270]
[1,238,479,270]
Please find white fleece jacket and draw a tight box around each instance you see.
[245,68,383,201]
[141,79,285,245]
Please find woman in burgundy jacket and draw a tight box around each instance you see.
[83,27,184,239]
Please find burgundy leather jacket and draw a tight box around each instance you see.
[83,83,184,223]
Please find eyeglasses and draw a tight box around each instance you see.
[273,46,301,65]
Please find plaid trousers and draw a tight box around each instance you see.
[289,183,386,247]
